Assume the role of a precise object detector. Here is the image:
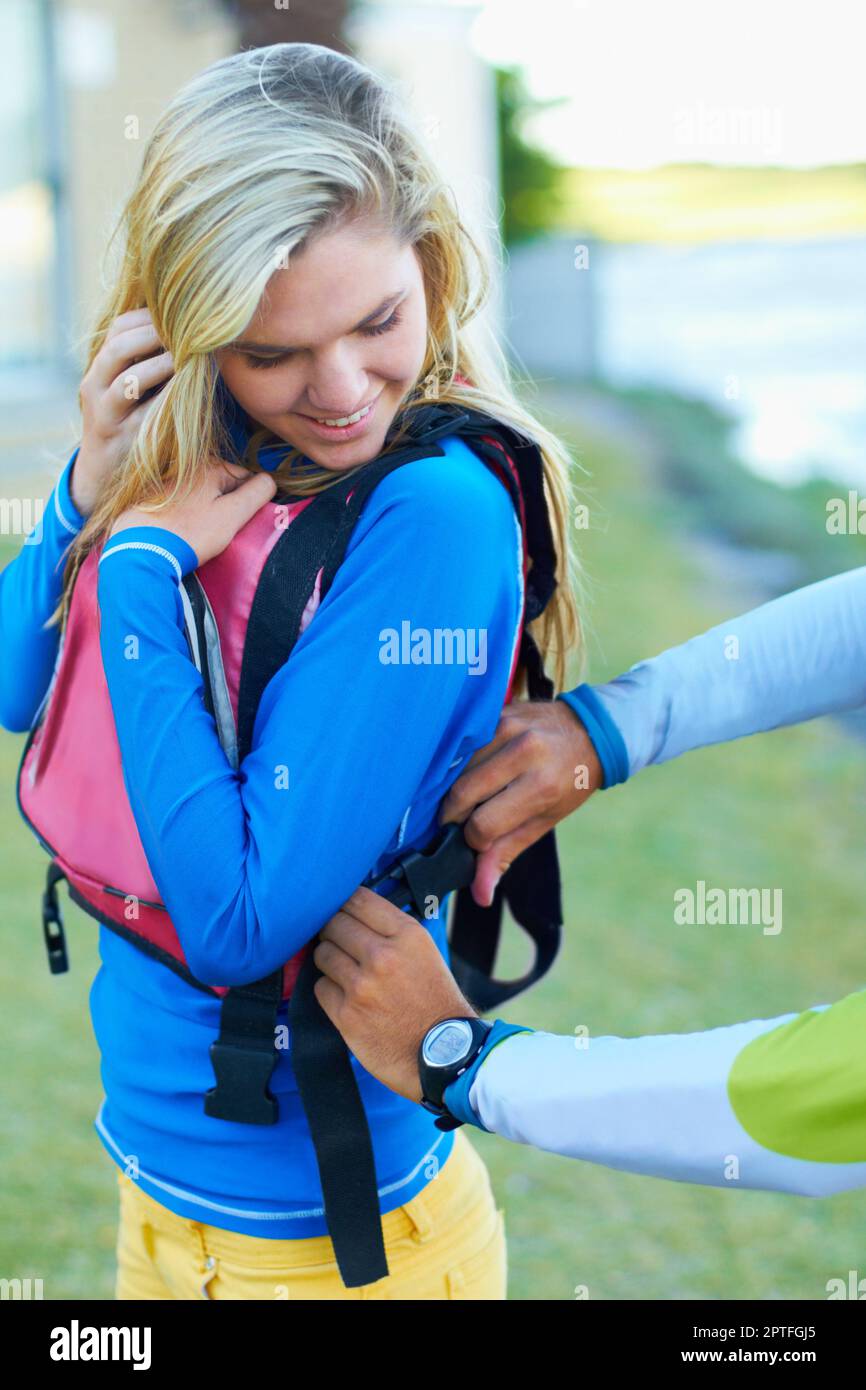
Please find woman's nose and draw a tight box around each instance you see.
[304,349,368,417]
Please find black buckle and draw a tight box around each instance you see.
[368,823,476,919]
[204,1040,278,1126]
[42,876,68,975]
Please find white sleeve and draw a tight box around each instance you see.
[469,1006,866,1198]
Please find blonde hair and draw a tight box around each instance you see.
[52,42,582,691]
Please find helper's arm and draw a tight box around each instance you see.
[0,448,86,732]
[443,568,866,1195]
[563,565,866,785]
[96,445,522,986]
[445,989,866,1197]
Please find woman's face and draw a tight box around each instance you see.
[216,218,429,472]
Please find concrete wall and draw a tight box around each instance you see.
[505,232,599,383]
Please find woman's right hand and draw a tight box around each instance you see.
[72,307,175,517]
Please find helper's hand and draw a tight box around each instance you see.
[439,699,603,907]
[109,457,277,568]
[73,308,175,516]
[314,888,476,1103]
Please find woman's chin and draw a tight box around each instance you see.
[295,426,394,472]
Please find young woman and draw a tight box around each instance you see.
[1,42,579,1300]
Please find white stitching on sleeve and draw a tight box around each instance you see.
[54,478,80,535]
[98,540,183,583]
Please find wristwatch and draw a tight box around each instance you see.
[417,1016,493,1130]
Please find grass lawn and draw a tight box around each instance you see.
[559,163,866,243]
[1,402,864,1300]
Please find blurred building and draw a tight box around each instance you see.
[3,1,232,395]
[505,232,599,383]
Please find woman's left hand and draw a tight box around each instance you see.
[109,457,278,567]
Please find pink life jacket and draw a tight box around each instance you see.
[18,487,325,998]
[15,399,563,1288]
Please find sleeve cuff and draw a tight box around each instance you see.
[54,446,87,536]
[98,526,199,582]
[557,683,630,789]
[443,1020,534,1129]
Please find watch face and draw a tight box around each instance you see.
[423,1019,474,1069]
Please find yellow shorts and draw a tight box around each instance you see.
[114,1128,507,1300]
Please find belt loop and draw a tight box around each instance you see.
[407,1192,435,1244]
[188,1222,218,1298]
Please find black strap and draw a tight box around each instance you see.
[287,949,388,1287]
[448,829,562,1011]
[449,622,564,1011]
[451,414,558,624]
[430,417,564,1012]
[42,861,69,975]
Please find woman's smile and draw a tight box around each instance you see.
[216,219,428,472]
[291,391,382,441]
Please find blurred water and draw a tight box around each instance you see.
[595,235,866,488]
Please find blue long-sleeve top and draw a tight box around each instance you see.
[4,429,523,1236]
[0,452,85,732]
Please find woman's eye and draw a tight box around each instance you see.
[245,353,290,370]
[361,308,402,338]
[242,309,401,368]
